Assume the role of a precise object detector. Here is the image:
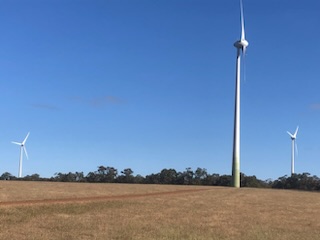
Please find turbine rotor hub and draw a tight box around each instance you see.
[234,39,249,49]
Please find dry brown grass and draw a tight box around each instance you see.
[0,181,199,202]
[0,181,320,240]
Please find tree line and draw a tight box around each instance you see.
[1,166,320,191]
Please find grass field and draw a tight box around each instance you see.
[1,181,320,240]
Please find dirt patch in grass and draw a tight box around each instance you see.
[0,187,211,206]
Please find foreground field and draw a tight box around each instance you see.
[0,181,320,240]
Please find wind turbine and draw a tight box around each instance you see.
[287,126,299,175]
[12,132,30,178]
[232,0,249,188]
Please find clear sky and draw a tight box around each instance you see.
[0,0,320,180]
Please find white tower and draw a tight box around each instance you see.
[287,126,299,175]
[12,132,30,178]
[232,0,249,188]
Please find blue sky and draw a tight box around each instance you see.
[0,0,320,180]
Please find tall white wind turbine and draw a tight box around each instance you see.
[287,126,299,175]
[232,0,249,188]
[12,132,30,178]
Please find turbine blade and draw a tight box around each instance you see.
[240,0,245,40]
[12,141,21,145]
[242,46,247,56]
[287,131,294,138]
[295,141,298,156]
[242,47,247,83]
[22,132,30,145]
[23,146,29,159]
[294,126,299,138]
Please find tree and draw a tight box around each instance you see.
[97,165,107,175]
[1,172,13,180]
[204,173,220,186]
[194,168,208,185]
[134,174,145,184]
[271,173,320,191]
[217,175,231,186]
[75,172,85,182]
[286,174,299,189]
[118,168,134,183]
[176,171,186,185]
[272,175,288,189]
[23,173,41,181]
[159,169,177,184]
[241,173,268,188]
[184,167,194,185]
[106,167,118,182]
[145,173,160,184]
[92,166,118,182]
[86,171,99,182]
[53,172,77,182]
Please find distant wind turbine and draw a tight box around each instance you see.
[287,126,299,175]
[12,132,30,178]
[232,0,249,188]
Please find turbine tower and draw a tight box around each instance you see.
[287,126,299,175]
[12,132,30,178]
[232,0,248,188]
